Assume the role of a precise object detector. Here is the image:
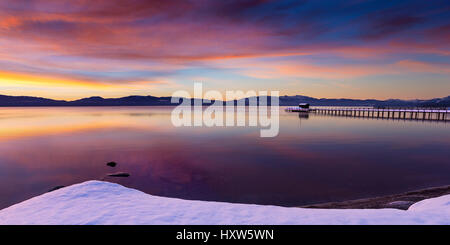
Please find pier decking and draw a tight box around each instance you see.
[285,107,449,121]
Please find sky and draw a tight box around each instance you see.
[0,0,449,100]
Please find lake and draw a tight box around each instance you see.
[0,106,449,209]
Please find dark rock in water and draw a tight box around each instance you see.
[48,185,65,192]
[107,172,130,177]
[106,161,117,167]
[383,201,415,210]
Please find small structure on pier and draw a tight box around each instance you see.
[285,103,311,112]
[298,103,310,109]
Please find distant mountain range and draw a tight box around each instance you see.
[0,94,449,107]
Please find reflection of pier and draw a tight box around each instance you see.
[298,112,309,119]
[286,107,449,121]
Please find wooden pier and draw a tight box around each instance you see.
[285,107,449,121]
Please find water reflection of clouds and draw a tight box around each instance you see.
[0,107,449,209]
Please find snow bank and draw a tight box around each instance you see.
[0,181,449,225]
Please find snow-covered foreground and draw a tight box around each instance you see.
[0,181,449,225]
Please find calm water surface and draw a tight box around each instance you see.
[0,106,449,209]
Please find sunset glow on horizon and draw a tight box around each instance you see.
[0,0,449,100]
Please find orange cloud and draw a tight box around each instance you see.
[0,71,120,89]
[0,16,22,29]
[237,59,450,81]
[395,60,450,73]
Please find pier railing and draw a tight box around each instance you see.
[285,106,449,121]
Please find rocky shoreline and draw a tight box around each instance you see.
[302,185,450,210]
